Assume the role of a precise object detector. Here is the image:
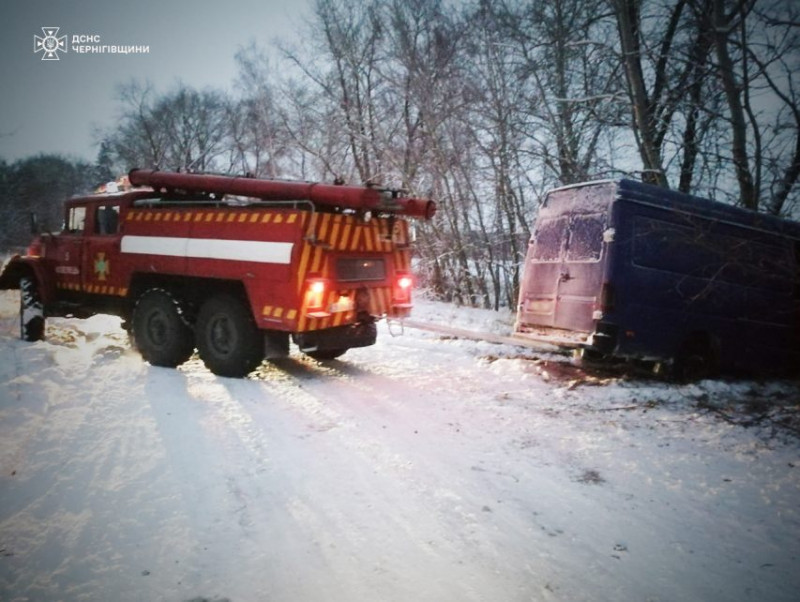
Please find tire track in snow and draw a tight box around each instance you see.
[233,345,570,600]
[0,313,201,600]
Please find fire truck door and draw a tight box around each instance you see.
[82,204,122,294]
[51,205,86,292]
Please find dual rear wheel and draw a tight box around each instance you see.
[131,289,264,378]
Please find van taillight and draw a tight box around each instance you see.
[600,282,615,312]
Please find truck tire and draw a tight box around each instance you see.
[19,276,45,342]
[132,289,195,367]
[196,294,263,377]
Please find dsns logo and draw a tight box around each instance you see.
[34,27,67,60]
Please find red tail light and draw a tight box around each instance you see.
[393,273,413,307]
[305,278,330,317]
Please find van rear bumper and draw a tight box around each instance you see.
[513,325,591,348]
[514,321,619,356]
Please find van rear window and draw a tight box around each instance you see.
[566,214,604,262]
[531,214,604,263]
[531,217,566,262]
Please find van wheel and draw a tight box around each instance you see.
[305,349,347,361]
[674,335,719,382]
[196,294,263,377]
[19,276,45,342]
[132,289,195,367]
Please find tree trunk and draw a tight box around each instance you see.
[711,0,758,209]
[612,0,668,187]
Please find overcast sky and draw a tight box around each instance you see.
[0,0,311,164]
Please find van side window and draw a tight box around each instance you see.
[66,207,86,233]
[532,217,566,262]
[566,214,604,262]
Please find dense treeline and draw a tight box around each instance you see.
[5,0,800,308]
[0,156,107,251]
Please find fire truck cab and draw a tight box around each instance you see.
[0,169,435,377]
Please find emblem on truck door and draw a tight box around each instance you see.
[94,252,110,281]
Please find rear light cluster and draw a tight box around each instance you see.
[303,277,358,318]
[392,273,413,308]
[305,278,329,317]
[305,278,355,318]
[303,272,414,318]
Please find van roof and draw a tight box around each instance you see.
[545,178,800,241]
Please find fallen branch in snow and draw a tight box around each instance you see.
[697,397,800,440]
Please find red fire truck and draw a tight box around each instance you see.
[0,169,436,377]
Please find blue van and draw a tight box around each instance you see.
[514,179,800,378]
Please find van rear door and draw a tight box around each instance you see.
[516,183,613,337]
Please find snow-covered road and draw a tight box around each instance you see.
[1,290,799,601]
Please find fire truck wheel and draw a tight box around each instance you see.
[305,349,347,361]
[19,276,45,342]
[196,294,263,377]
[132,289,195,367]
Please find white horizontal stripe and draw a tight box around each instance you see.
[122,235,188,257]
[121,235,293,264]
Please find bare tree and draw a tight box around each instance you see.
[228,44,291,178]
[609,0,800,213]
[101,81,231,172]
[743,0,800,215]
[378,0,490,303]
[309,0,385,184]
[494,0,624,185]
[708,0,759,208]
[610,0,721,188]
